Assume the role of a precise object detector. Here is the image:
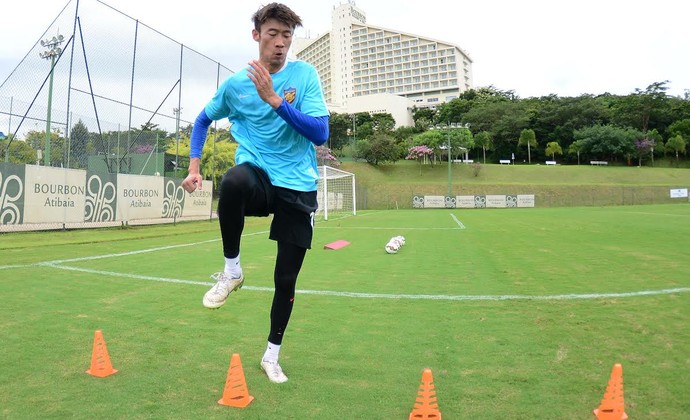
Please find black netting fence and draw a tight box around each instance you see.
[0,0,233,177]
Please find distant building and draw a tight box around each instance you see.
[293,1,473,126]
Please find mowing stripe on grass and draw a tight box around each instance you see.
[39,262,690,301]
[45,239,220,264]
[36,230,269,264]
[315,226,463,230]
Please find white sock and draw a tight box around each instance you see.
[262,342,281,363]
[224,255,241,277]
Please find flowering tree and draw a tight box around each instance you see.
[635,138,655,166]
[315,145,340,167]
[406,145,434,174]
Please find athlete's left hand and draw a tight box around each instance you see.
[247,60,283,109]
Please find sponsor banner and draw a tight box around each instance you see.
[424,195,446,208]
[85,172,118,222]
[517,194,535,207]
[486,195,507,208]
[1,163,214,228]
[456,195,475,208]
[182,181,213,217]
[0,162,25,224]
[161,178,186,219]
[412,194,535,209]
[670,188,688,198]
[116,174,164,220]
[24,165,86,223]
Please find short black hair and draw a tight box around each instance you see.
[252,3,303,32]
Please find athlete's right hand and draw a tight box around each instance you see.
[182,158,203,193]
[182,172,203,193]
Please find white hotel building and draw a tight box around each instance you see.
[292,1,474,127]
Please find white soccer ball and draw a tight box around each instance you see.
[385,242,399,254]
[385,235,406,254]
[391,236,405,248]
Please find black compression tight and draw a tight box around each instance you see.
[268,241,307,345]
[217,164,268,259]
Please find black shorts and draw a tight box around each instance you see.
[240,163,318,249]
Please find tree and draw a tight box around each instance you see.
[611,81,672,134]
[70,120,90,169]
[370,113,396,133]
[406,145,434,175]
[167,136,237,190]
[568,140,585,165]
[474,131,493,163]
[545,141,563,161]
[573,125,640,163]
[412,107,436,126]
[451,127,474,160]
[354,133,401,165]
[327,113,352,151]
[646,129,663,164]
[356,121,374,141]
[409,130,444,162]
[315,145,340,167]
[0,137,37,164]
[518,129,537,163]
[635,138,655,166]
[668,119,690,142]
[435,98,472,124]
[524,94,611,156]
[666,135,687,166]
[463,100,529,159]
[204,141,238,189]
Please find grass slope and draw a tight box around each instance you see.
[339,161,690,209]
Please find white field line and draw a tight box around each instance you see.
[318,211,465,230]
[3,226,689,301]
[620,211,690,217]
[46,239,220,264]
[33,230,269,265]
[450,213,466,229]
[37,263,690,302]
[316,226,462,230]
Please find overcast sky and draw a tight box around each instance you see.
[1,0,689,99]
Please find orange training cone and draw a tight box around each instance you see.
[409,368,441,420]
[218,353,254,408]
[86,330,118,378]
[593,363,628,420]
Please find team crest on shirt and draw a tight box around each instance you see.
[283,87,297,104]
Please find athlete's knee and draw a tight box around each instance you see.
[274,271,297,294]
[220,169,247,196]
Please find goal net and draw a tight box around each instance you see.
[316,166,356,220]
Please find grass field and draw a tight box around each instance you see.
[1,205,689,419]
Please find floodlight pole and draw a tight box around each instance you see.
[436,124,453,197]
[4,96,12,162]
[447,130,452,197]
[350,114,356,158]
[173,107,182,176]
[40,34,64,166]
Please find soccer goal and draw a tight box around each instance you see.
[316,166,356,220]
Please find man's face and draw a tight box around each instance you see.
[252,18,294,73]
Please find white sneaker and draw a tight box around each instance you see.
[260,360,288,383]
[202,272,244,309]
